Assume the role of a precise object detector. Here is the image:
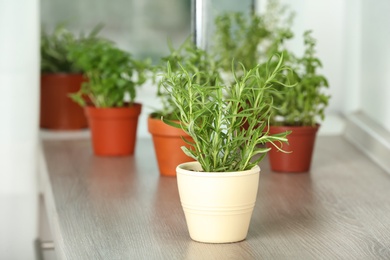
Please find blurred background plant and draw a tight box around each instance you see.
[270,31,330,126]
[40,23,104,73]
[68,40,150,108]
[211,0,294,73]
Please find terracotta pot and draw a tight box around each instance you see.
[148,116,194,177]
[267,125,319,173]
[176,162,260,243]
[85,103,142,156]
[40,73,88,130]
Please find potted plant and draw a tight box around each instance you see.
[40,24,103,130]
[211,2,329,173]
[69,40,149,156]
[267,31,330,172]
[148,39,219,176]
[161,56,291,243]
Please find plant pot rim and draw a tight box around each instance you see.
[85,103,142,118]
[86,102,142,110]
[177,161,260,177]
[269,123,320,129]
[268,124,320,135]
[148,115,190,137]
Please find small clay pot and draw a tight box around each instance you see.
[85,103,142,156]
[267,125,319,173]
[148,116,194,177]
[40,73,88,130]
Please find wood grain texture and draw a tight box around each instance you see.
[40,136,390,260]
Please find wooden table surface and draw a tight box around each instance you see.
[40,136,390,259]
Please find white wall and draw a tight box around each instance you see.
[360,0,390,132]
[0,1,40,258]
[341,0,362,114]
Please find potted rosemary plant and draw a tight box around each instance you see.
[40,24,103,130]
[69,40,149,156]
[267,31,330,172]
[148,40,219,176]
[161,56,291,243]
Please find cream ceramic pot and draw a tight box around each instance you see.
[176,162,260,243]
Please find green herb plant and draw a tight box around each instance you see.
[212,0,294,73]
[153,39,219,120]
[162,55,291,172]
[271,31,330,126]
[40,23,103,73]
[213,12,269,72]
[68,40,149,108]
[260,0,295,56]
